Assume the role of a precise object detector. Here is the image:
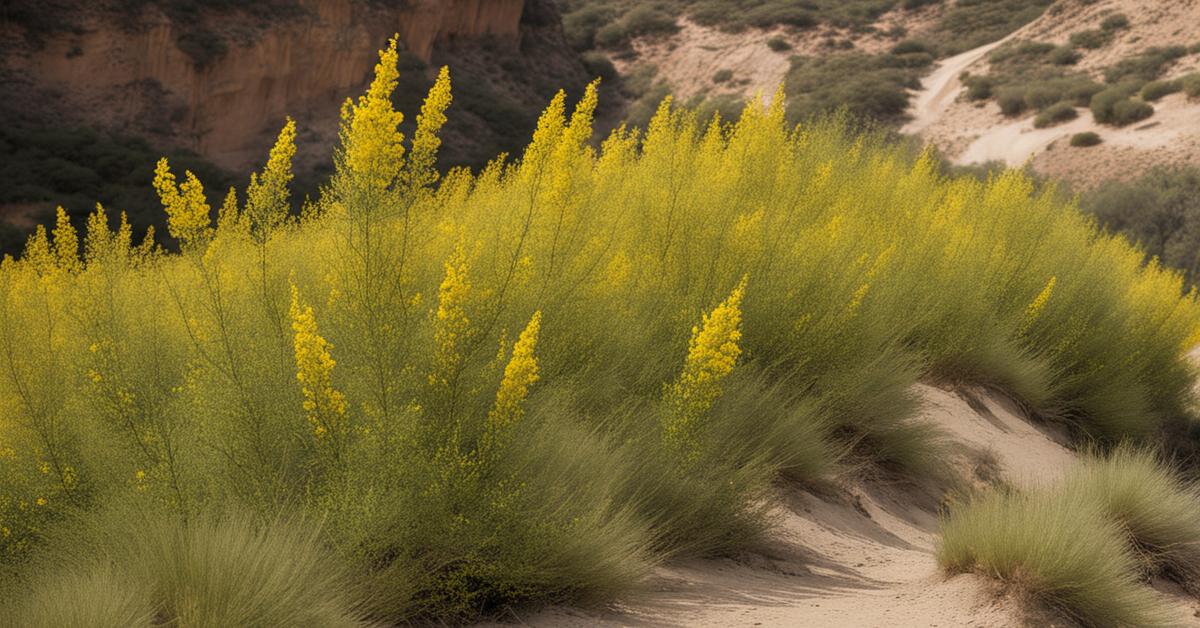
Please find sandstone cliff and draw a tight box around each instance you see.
[0,0,588,176]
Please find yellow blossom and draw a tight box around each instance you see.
[336,35,406,190]
[290,284,347,441]
[664,278,746,462]
[405,66,452,192]
[246,118,296,240]
[488,311,542,432]
[153,158,212,248]
[52,207,81,273]
[430,244,472,389]
[1024,276,1056,331]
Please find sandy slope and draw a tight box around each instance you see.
[483,383,1200,627]
[906,0,1200,185]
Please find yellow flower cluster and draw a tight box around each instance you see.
[245,117,297,240]
[153,158,212,248]
[337,35,406,190]
[488,311,542,432]
[1024,276,1057,330]
[431,244,472,390]
[290,285,346,440]
[406,66,453,192]
[664,279,746,462]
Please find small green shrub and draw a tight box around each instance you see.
[1048,46,1080,65]
[997,87,1028,116]
[1111,98,1154,126]
[892,39,931,55]
[1141,79,1182,101]
[712,69,734,84]
[581,51,617,82]
[1104,46,1189,84]
[1182,73,1200,99]
[1100,13,1130,31]
[1069,29,1110,50]
[1033,102,1077,128]
[766,36,791,52]
[963,74,994,101]
[939,488,1165,627]
[1090,84,1141,124]
[1069,132,1102,147]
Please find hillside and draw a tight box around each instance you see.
[908,0,1200,186]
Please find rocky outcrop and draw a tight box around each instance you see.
[0,0,585,174]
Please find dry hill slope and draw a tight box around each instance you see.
[909,0,1200,186]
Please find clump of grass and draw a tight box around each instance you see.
[1064,446,1200,586]
[712,69,734,84]
[1033,102,1077,128]
[1104,46,1189,85]
[6,508,368,627]
[1182,73,1200,99]
[766,36,791,52]
[1069,131,1101,147]
[939,488,1165,626]
[1141,79,1182,102]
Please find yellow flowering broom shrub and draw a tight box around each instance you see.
[2,36,1200,624]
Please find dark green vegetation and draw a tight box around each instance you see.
[1082,165,1200,284]
[963,31,1197,130]
[0,110,231,254]
[1069,131,1101,147]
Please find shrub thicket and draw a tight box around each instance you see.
[1069,131,1101,147]
[2,39,1199,623]
[1032,102,1077,128]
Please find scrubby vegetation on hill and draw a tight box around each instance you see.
[2,38,1199,625]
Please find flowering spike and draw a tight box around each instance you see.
[489,311,542,432]
[52,207,81,273]
[246,118,296,240]
[153,158,212,248]
[663,277,747,463]
[290,284,347,441]
[406,66,453,192]
[335,36,406,190]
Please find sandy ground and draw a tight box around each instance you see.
[481,383,1200,627]
[906,0,1200,186]
[613,6,941,104]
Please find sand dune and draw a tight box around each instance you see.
[484,383,1200,627]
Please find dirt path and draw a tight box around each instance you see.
[484,383,1200,628]
[901,39,1009,137]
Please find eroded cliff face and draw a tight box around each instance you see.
[1,0,583,174]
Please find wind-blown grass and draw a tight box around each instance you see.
[939,488,1165,627]
[1064,445,1200,586]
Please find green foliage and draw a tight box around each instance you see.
[712,69,734,84]
[1104,46,1189,85]
[939,487,1165,626]
[0,114,232,254]
[1091,84,1154,126]
[785,52,932,123]
[1182,73,1200,99]
[929,0,1055,56]
[1069,131,1101,147]
[1032,102,1077,128]
[1140,79,1182,102]
[767,36,792,52]
[1069,28,1111,50]
[594,5,679,48]
[1082,165,1200,283]
[4,508,367,627]
[1100,13,1130,32]
[941,446,1200,624]
[1063,446,1200,584]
